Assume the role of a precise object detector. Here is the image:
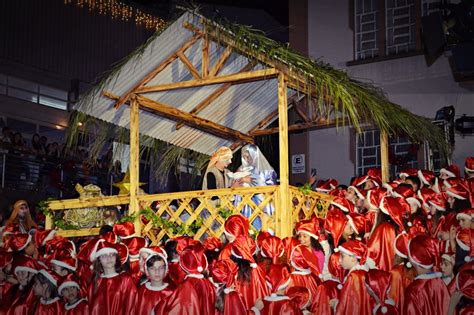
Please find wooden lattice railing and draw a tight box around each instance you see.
[46,185,333,243]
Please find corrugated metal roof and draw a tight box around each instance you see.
[75,12,294,155]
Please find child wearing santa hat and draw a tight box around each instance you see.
[365,269,398,315]
[404,235,450,315]
[333,240,372,315]
[87,240,137,315]
[440,250,456,294]
[448,269,474,315]
[7,251,39,315]
[137,251,174,315]
[32,268,62,315]
[58,273,89,314]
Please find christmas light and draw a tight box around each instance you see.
[64,0,167,31]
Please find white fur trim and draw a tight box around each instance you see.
[337,283,343,290]
[429,201,446,212]
[145,282,168,291]
[230,249,242,259]
[264,294,290,302]
[41,230,57,246]
[100,272,119,278]
[58,281,80,295]
[331,200,350,213]
[456,213,472,221]
[277,278,292,291]
[64,298,87,310]
[17,234,32,252]
[441,254,455,265]
[291,270,311,276]
[38,269,57,286]
[15,266,37,275]
[348,186,365,200]
[337,246,361,259]
[185,273,204,279]
[456,234,470,251]
[40,297,60,305]
[51,259,76,271]
[347,215,359,234]
[465,166,474,173]
[333,247,339,253]
[250,263,258,268]
[93,247,118,260]
[414,272,442,280]
[406,262,412,268]
[417,170,430,186]
[446,190,466,200]
[406,197,421,209]
[250,306,261,315]
[407,222,413,227]
[120,234,136,240]
[297,230,319,240]
[440,168,456,178]
[197,266,203,273]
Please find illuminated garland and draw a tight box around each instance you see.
[64,0,167,31]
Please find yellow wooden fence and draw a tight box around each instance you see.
[46,186,333,244]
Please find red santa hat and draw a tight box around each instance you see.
[365,269,396,315]
[256,231,272,250]
[223,215,249,240]
[5,233,32,252]
[328,252,344,285]
[456,229,472,261]
[329,188,345,198]
[315,178,338,193]
[367,168,382,187]
[382,181,398,194]
[441,249,456,266]
[331,196,355,213]
[379,196,410,231]
[171,235,197,253]
[346,212,367,236]
[266,264,291,293]
[351,175,369,188]
[13,255,39,275]
[295,218,320,240]
[50,251,77,272]
[417,187,436,210]
[34,229,57,247]
[210,259,238,288]
[100,231,118,244]
[393,232,412,263]
[231,235,257,265]
[139,246,167,260]
[121,236,148,261]
[456,269,474,300]
[324,209,348,247]
[58,273,83,297]
[281,237,300,260]
[428,192,448,212]
[38,268,60,287]
[203,236,223,253]
[446,182,470,200]
[91,240,129,264]
[45,236,76,256]
[260,235,284,264]
[417,169,435,186]
[440,164,461,179]
[398,168,418,179]
[437,212,459,233]
[366,188,387,210]
[465,157,474,173]
[113,222,136,239]
[456,208,474,222]
[407,235,440,269]
[393,186,422,210]
[337,240,367,265]
[286,286,312,311]
[0,250,13,269]
[179,245,208,274]
[76,238,102,263]
[347,185,366,200]
[290,244,321,276]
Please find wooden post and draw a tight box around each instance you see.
[277,73,292,238]
[129,96,141,236]
[380,131,389,183]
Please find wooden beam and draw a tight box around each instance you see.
[202,36,209,78]
[209,46,233,77]
[113,34,202,109]
[136,95,254,143]
[136,68,278,93]
[129,96,141,235]
[380,131,389,183]
[292,97,311,123]
[277,72,291,238]
[250,118,351,136]
[177,51,201,80]
[175,61,256,130]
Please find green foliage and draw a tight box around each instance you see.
[39,198,80,230]
[298,183,313,196]
[217,206,233,220]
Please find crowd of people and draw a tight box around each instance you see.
[0,153,473,314]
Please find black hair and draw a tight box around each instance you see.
[164,240,178,263]
[230,256,252,283]
[34,272,58,299]
[204,250,220,266]
[99,225,114,236]
[456,296,474,313]
[405,176,421,191]
[397,183,413,190]
[451,199,472,213]
[454,246,469,275]
[146,254,165,270]
[373,210,400,234]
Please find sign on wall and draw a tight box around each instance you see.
[291,154,305,174]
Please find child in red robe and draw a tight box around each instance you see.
[137,250,174,315]
[333,240,372,315]
[32,269,62,315]
[404,235,450,315]
[87,240,137,315]
[58,273,89,315]
[7,254,39,315]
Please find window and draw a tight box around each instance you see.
[356,129,419,177]
[355,0,379,60]
[385,0,417,55]
[422,0,441,16]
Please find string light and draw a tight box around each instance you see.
[64,0,167,31]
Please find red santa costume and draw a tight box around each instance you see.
[136,252,174,315]
[210,259,247,315]
[404,235,450,315]
[251,264,302,315]
[35,269,63,315]
[58,273,89,315]
[455,269,474,315]
[232,235,269,310]
[312,252,345,315]
[121,235,147,283]
[389,232,416,312]
[258,234,284,274]
[287,244,321,311]
[295,218,326,272]
[286,286,312,314]
[365,269,398,315]
[219,215,250,261]
[368,196,409,271]
[76,238,103,288]
[335,240,372,315]
[365,188,387,232]
[7,252,39,315]
[87,240,137,315]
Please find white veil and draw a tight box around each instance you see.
[240,144,275,173]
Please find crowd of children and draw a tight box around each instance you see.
[0,157,473,314]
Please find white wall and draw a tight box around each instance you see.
[306,1,474,184]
